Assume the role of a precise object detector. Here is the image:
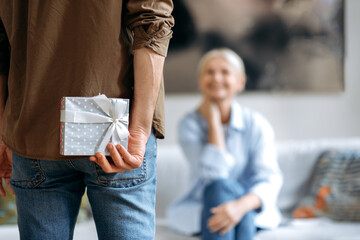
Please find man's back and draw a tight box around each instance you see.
[0,0,172,159]
[0,1,174,239]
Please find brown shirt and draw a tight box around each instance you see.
[0,0,174,160]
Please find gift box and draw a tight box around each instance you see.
[60,94,129,156]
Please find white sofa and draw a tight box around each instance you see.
[155,138,360,240]
[1,138,360,240]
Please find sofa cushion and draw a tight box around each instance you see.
[156,145,190,219]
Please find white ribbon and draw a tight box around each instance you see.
[60,94,129,153]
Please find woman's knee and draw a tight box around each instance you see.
[203,178,245,199]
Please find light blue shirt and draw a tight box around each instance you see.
[166,102,283,235]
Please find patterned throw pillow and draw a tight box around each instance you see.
[293,150,360,221]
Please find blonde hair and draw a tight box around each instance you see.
[197,48,245,77]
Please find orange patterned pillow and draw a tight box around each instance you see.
[293,150,360,221]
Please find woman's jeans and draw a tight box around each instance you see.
[10,133,157,240]
[202,179,256,240]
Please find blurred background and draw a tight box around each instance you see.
[160,0,360,145]
[165,0,344,92]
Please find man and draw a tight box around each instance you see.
[0,1,173,239]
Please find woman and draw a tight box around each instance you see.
[167,48,283,240]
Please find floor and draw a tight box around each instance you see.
[0,220,198,240]
[2,218,360,240]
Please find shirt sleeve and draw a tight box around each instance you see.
[178,114,236,182]
[124,0,174,57]
[246,113,283,213]
[0,19,10,76]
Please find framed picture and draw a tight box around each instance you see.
[164,0,345,93]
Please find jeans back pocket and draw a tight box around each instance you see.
[94,131,157,188]
[95,156,147,188]
[10,154,45,189]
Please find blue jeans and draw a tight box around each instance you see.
[201,179,256,240]
[10,133,157,240]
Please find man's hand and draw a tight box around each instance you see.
[207,200,245,235]
[89,128,148,173]
[0,140,13,197]
[90,47,164,173]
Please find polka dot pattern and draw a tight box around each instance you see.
[60,96,129,156]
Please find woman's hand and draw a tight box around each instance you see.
[208,193,261,235]
[198,98,226,151]
[207,200,246,235]
[89,128,147,173]
[198,98,221,127]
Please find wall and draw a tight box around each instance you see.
[160,0,360,146]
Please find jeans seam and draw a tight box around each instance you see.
[33,159,46,188]
[66,160,76,169]
[93,162,105,186]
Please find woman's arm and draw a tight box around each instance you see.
[198,98,226,151]
[246,113,283,212]
[178,112,235,181]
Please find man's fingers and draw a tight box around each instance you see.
[94,153,114,173]
[107,143,121,167]
[90,151,131,173]
[107,144,133,171]
[116,144,142,169]
[89,136,146,173]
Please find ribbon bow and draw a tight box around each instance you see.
[60,94,129,153]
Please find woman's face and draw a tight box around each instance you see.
[199,57,245,102]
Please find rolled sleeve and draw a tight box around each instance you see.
[248,144,282,213]
[0,19,10,76]
[250,175,282,213]
[125,0,174,57]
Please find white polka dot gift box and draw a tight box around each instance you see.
[60,94,129,156]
